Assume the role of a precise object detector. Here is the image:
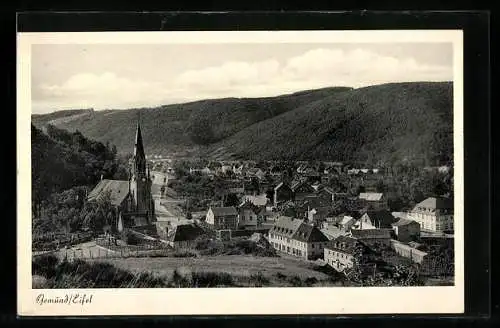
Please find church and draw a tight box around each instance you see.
[87,118,156,233]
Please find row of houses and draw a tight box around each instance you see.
[266,214,426,271]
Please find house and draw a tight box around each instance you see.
[205,206,239,230]
[165,223,205,249]
[305,206,333,224]
[237,201,259,229]
[273,182,294,206]
[350,229,392,248]
[296,164,309,174]
[242,194,268,207]
[256,207,279,224]
[358,192,388,210]
[201,167,213,176]
[338,215,356,232]
[357,210,398,230]
[291,180,317,202]
[246,168,266,180]
[220,165,233,175]
[320,225,346,240]
[315,187,335,203]
[324,236,366,272]
[391,218,421,242]
[268,216,329,260]
[407,197,454,232]
[232,164,244,176]
[228,187,245,195]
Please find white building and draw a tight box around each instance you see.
[407,197,453,232]
[268,216,329,260]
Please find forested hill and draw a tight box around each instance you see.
[31,87,352,156]
[31,124,128,207]
[206,82,453,166]
[32,82,453,166]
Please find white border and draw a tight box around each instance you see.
[17,30,464,316]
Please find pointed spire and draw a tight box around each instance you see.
[134,111,145,159]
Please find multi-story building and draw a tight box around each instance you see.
[268,216,329,260]
[324,235,365,272]
[407,197,454,232]
[205,206,239,230]
[391,218,421,242]
[358,192,388,211]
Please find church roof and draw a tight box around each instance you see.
[87,179,129,206]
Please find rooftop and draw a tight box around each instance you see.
[359,192,384,201]
[87,179,129,206]
[413,197,453,211]
[351,229,392,239]
[392,218,419,227]
[270,216,304,238]
[292,224,329,243]
[167,223,205,242]
[325,235,361,255]
[210,207,238,217]
[362,210,398,228]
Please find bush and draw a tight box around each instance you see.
[250,272,269,286]
[33,256,169,288]
[288,275,304,287]
[304,277,318,286]
[192,271,234,287]
[32,275,49,289]
[275,272,287,280]
[172,267,193,287]
[32,254,59,278]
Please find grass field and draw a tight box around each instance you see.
[90,255,332,284]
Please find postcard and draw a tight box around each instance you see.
[18,30,464,316]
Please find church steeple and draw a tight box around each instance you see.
[134,113,145,159]
[133,113,146,177]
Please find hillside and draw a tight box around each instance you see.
[32,87,351,156]
[32,82,453,166]
[31,124,128,207]
[206,82,453,166]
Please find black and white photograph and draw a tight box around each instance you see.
[17,30,464,315]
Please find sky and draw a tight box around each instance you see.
[31,43,453,114]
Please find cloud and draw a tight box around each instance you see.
[175,59,281,91]
[281,48,452,87]
[38,72,173,110]
[34,48,452,113]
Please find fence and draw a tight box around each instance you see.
[56,247,175,260]
[32,234,94,252]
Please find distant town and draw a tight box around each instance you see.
[32,119,454,288]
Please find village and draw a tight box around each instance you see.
[32,121,454,286]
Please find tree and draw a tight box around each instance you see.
[186,117,215,145]
[225,193,240,207]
